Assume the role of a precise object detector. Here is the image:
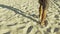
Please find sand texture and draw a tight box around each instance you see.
[0,0,60,34]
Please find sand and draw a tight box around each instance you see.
[0,0,60,34]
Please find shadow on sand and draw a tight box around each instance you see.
[0,4,39,23]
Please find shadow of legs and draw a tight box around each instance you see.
[0,4,39,23]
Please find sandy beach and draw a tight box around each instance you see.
[0,0,60,34]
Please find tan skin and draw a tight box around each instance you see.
[39,0,48,26]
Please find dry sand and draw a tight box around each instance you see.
[0,0,60,34]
